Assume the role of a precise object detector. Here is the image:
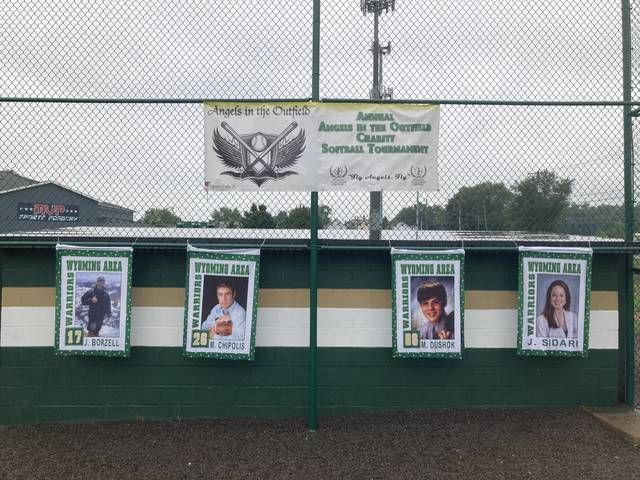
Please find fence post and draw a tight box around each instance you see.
[308,0,321,431]
[621,0,635,406]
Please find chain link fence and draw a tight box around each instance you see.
[0,0,632,242]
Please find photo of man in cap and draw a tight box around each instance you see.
[80,275,112,337]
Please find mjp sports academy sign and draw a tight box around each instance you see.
[17,203,79,222]
[204,101,440,191]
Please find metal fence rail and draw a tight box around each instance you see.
[635,267,640,409]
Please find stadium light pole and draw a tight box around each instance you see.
[362,0,395,240]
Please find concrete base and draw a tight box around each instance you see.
[583,405,640,446]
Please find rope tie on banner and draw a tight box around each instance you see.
[259,238,267,250]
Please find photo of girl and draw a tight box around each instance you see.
[536,279,578,339]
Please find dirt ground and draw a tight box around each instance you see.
[1,408,639,480]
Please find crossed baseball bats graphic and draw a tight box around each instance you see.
[221,121,298,171]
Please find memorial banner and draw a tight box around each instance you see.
[517,247,592,357]
[183,245,260,360]
[204,101,440,191]
[391,248,464,359]
[54,245,132,356]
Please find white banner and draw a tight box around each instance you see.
[517,247,592,357]
[391,248,464,359]
[55,245,133,356]
[183,246,260,360]
[204,101,440,191]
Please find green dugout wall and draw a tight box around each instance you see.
[0,247,626,424]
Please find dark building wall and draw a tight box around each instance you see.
[96,205,135,226]
[0,185,132,232]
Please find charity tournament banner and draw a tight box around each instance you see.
[517,247,592,357]
[54,245,132,356]
[204,101,440,191]
[391,248,464,359]
[183,245,260,360]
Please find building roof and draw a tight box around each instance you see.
[0,171,134,213]
[0,170,39,192]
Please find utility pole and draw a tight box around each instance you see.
[362,0,395,240]
[415,191,419,229]
[483,201,488,230]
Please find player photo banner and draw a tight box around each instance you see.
[391,248,464,359]
[204,101,440,191]
[183,245,260,360]
[54,245,132,356]
[517,247,593,357]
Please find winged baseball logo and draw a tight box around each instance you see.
[213,121,306,187]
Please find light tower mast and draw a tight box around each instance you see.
[361,0,395,239]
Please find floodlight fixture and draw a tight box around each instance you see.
[361,0,396,15]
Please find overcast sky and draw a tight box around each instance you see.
[0,0,629,223]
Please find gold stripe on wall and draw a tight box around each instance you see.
[590,291,618,310]
[1,287,618,311]
[466,291,516,310]
[133,288,184,308]
[2,287,54,307]
[318,289,390,309]
[259,289,309,308]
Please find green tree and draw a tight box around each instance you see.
[561,204,623,237]
[274,211,289,228]
[209,207,243,228]
[276,205,332,229]
[391,202,446,229]
[141,208,181,227]
[445,182,513,230]
[508,170,573,232]
[241,204,275,228]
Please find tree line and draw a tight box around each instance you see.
[140,170,631,237]
[141,204,332,229]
